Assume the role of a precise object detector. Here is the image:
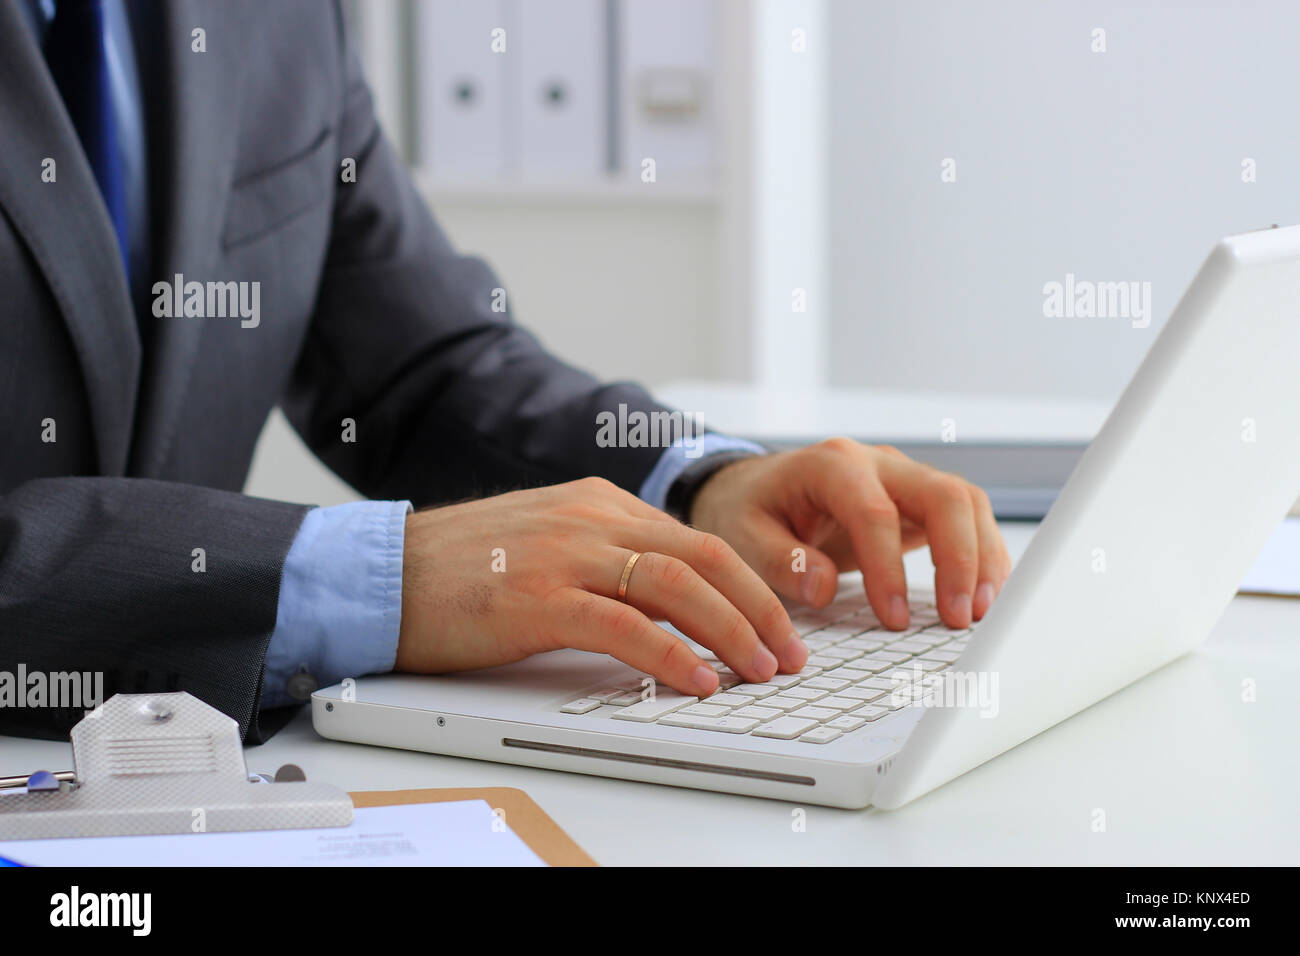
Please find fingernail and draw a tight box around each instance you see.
[752,644,778,681]
[949,591,972,625]
[975,581,995,617]
[783,630,809,670]
[693,665,719,696]
[889,595,909,629]
[801,565,823,605]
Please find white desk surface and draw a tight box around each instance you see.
[5,524,1298,865]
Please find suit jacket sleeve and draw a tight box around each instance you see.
[0,477,310,743]
[280,12,674,505]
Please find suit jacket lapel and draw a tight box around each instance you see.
[128,0,248,476]
[0,0,140,476]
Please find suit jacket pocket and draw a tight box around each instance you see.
[222,128,335,250]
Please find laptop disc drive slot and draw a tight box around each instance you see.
[502,738,816,786]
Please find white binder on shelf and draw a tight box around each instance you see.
[416,0,509,178]
[618,0,717,181]
[515,0,609,176]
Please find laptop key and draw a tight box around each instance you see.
[810,625,865,641]
[752,716,820,739]
[804,676,852,691]
[759,695,803,711]
[821,666,863,681]
[732,705,782,722]
[840,685,888,701]
[854,704,890,721]
[784,686,828,701]
[860,676,902,691]
[907,635,947,649]
[799,727,842,744]
[805,655,843,669]
[699,692,753,708]
[679,703,731,718]
[827,714,866,731]
[885,640,931,654]
[790,705,838,722]
[924,626,971,639]
[882,667,925,684]
[612,693,698,722]
[817,696,862,711]
[840,638,885,652]
[658,714,759,733]
[731,683,779,698]
[560,698,601,714]
[762,673,805,689]
[846,658,894,673]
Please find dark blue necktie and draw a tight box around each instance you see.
[44,0,131,284]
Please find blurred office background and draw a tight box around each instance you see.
[247,0,1300,507]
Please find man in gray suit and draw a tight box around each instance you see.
[0,0,1008,743]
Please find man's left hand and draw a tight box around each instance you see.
[688,438,1012,631]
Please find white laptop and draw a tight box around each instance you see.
[313,225,1300,809]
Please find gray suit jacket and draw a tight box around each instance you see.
[0,0,670,742]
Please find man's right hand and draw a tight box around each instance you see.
[394,478,809,697]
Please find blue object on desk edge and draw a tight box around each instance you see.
[0,855,27,866]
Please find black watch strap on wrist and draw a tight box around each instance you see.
[664,451,762,524]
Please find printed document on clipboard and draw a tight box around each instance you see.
[0,801,545,867]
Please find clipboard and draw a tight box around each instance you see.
[350,787,596,867]
[0,692,353,841]
[0,693,597,866]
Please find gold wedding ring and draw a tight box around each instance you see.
[617,551,644,602]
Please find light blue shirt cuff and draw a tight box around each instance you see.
[262,499,412,710]
[638,434,768,511]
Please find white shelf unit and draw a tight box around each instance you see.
[350,0,830,390]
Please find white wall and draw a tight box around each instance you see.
[423,195,721,385]
[827,0,1300,401]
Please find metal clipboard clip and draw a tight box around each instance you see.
[0,692,352,840]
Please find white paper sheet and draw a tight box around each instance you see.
[0,800,545,867]
[1239,517,1300,596]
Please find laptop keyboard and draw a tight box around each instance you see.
[558,591,979,745]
